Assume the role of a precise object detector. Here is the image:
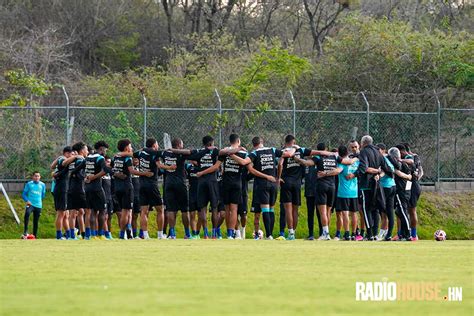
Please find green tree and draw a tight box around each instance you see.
[310,15,473,95]
[0,69,53,107]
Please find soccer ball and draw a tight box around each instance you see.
[252,230,264,239]
[434,229,446,241]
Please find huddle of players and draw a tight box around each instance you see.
[296,137,422,241]
[49,135,246,240]
[50,133,422,241]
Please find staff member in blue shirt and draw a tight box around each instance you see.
[334,145,360,241]
[22,171,46,239]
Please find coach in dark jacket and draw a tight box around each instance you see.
[353,135,390,239]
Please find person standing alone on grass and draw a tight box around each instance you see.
[21,171,46,239]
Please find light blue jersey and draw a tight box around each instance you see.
[380,156,396,188]
[337,160,359,198]
[22,181,46,208]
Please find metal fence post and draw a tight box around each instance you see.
[62,85,70,145]
[434,90,441,183]
[142,93,147,147]
[214,88,222,148]
[289,90,296,137]
[360,91,370,134]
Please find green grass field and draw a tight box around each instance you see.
[0,240,472,315]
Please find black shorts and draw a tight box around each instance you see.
[133,193,141,213]
[217,181,225,212]
[165,183,188,212]
[53,189,67,211]
[250,182,260,213]
[86,189,106,210]
[140,184,163,207]
[188,190,199,212]
[315,184,335,207]
[67,191,87,210]
[250,201,261,213]
[395,190,410,209]
[253,181,277,206]
[115,188,134,210]
[223,182,243,205]
[197,180,219,210]
[238,190,248,215]
[280,181,301,205]
[335,197,359,212]
[408,181,421,209]
[105,200,114,214]
[112,198,121,213]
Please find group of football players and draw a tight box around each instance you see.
[49,133,422,241]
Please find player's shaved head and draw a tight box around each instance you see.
[252,136,262,147]
[172,138,183,149]
[202,135,214,147]
[338,145,348,157]
[284,134,295,145]
[229,134,240,144]
[316,142,326,150]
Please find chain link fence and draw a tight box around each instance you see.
[0,91,472,183]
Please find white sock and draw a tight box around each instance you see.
[323,226,329,235]
[143,231,149,238]
[289,229,295,235]
[157,231,163,238]
[240,227,246,239]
